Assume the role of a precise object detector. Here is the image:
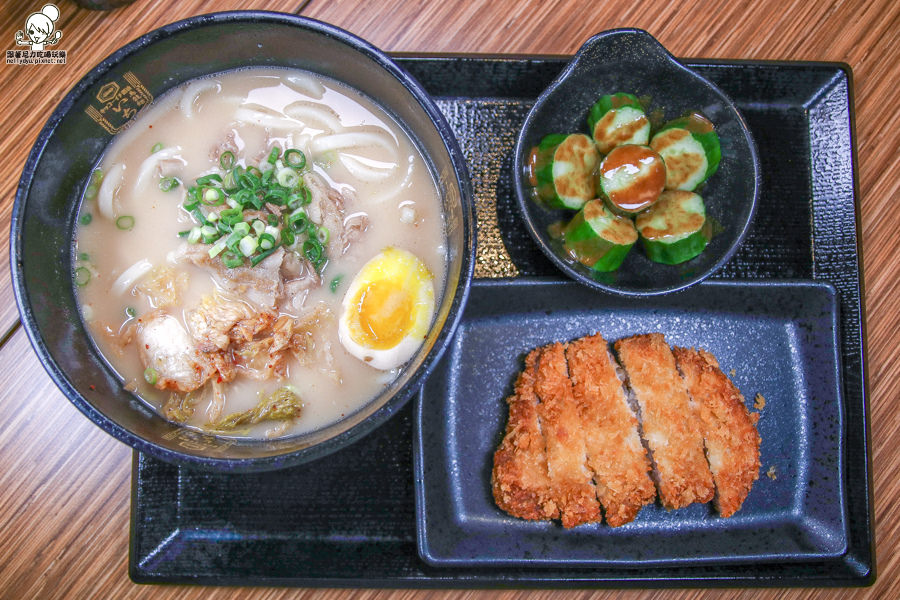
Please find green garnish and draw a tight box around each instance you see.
[180,144,325,270]
[209,386,302,431]
[219,151,235,170]
[151,142,164,154]
[79,213,93,226]
[284,148,306,169]
[116,215,135,231]
[329,275,343,293]
[78,252,90,262]
[125,306,137,318]
[143,367,158,385]
[74,266,91,286]
[159,176,180,192]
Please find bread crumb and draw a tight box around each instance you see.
[766,465,777,480]
[754,393,766,411]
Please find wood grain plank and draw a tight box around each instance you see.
[1,0,898,597]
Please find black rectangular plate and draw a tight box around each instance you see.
[416,279,845,567]
[130,56,873,587]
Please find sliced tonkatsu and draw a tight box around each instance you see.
[673,347,761,517]
[533,343,602,527]
[565,334,656,526]
[613,333,715,510]
[491,348,560,521]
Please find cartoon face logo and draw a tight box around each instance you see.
[15,4,63,52]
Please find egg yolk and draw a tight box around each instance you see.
[354,280,414,350]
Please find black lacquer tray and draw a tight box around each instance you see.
[130,56,872,587]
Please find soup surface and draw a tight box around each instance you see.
[74,68,446,439]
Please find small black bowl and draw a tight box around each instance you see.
[513,29,759,296]
[11,12,475,472]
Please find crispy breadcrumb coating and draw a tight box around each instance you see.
[491,348,560,521]
[674,347,761,517]
[566,334,655,526]
[614,334,714,510]
[533,343,602,527]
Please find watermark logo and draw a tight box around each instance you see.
[8,4,66,65]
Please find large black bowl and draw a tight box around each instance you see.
[11,12,475,472]
[514,29,759,296]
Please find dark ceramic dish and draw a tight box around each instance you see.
[416,279,846,567]
[513,29,760,296]
[10,12,475,472]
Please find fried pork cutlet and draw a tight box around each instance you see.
[614,334,714,510]
[673,347,761,517]
[492,349,560,521]
[533,343,602,527]
[566,334,656,526]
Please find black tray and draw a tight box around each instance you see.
[130,56,872,587]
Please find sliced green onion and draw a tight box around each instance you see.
[79,213,92,226]
[84,169,103,201]
[196,173,223,186]
[266,213,278,226]
[208,239,227,258]
[143,367,158,385]
[187,227,202,244]
[78,252,90,262]
[258,233,276,250]
[281,228,295,247]
[251,220,266,235]
[219,151,236,170]
[191,208,210,227]
[201,187,224,206]
[150,142,164,154]
[222,251,243,268]
[303,238,323,265]
[267,147,281,165]
[238,235,258,257]
[125,306,137,318]
[284,148,306,169]
[264,188,288,205]
[250,247,278,266]
[159,176,180,192]
[200,225,219,244]
[276,167,300,188]
[116,215,135,231]
[219,207,243,226]
[74,266,91,286]
[287,208,308,232]
[316,226,330,245]
[330,275,343,293]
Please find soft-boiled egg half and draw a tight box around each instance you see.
[339,247,436,370]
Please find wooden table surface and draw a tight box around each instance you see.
[1,0,897,598]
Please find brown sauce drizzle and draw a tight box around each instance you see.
[600,145,666,213]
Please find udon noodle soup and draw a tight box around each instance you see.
[74,68,446,439]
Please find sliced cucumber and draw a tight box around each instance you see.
[563,200,637,272]
[598,144,666,215]
[527,133,600,210]
[587,93,651,154]
[635,190,710,264]
[650,113,721,191]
